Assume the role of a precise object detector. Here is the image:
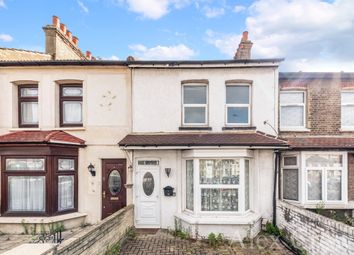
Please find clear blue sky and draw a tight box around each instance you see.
[1,0,353,71]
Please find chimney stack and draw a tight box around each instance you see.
[234,31,253,60]
[52,16,60,28]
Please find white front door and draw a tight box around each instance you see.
[135,160,160,228]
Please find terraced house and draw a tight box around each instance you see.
[279,72,354,213]
[0,17,353,245]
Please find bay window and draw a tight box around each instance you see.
[1,149,78,216]
[280,91,305,129]
[226,85,250,125]
[184,158,250,214]
[60,85,83,127]
[18,85,39,127]
[182,84,208,126]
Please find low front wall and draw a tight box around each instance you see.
[277,200,354,255]
[54,205,134,255]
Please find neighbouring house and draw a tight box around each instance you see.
[0,17,132,233]
[279,72,354,214]
[118,32,287,240]
[0,16,92,61]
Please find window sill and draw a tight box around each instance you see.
[280,127,310,132]
[222,126,256,131]
[9,127,41,132]
[0,212,87,223]
[179,126,212,131]
[53,127,86,131]
[175,211,261,225]
[340,127,354,132]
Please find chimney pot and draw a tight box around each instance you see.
[86,51,92,60]
[60,23,67,34]
[52,16,60,28]
[242,31,249,42]
[66,30,72,40]
[72,36,79,46]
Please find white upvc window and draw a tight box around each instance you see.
[304,152,347,203]
[341,91,354,128]
[281,155,299,201]
[184,158,250,215]
[280,91,306,129]
[225,85,251,125]
[182,84,208,126]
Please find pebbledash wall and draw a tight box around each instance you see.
[277,200,354,255]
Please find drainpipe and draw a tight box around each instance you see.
[273,150,281,224]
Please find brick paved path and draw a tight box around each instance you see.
[119,230,292,255]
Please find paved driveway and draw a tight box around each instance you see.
[120,230,292,255]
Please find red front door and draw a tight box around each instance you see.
[102,159,126,219]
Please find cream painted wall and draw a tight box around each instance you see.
[0,66,132,223]
[132,67,279,134]
[133,148,275,233]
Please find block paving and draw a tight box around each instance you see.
[120,229,293,255]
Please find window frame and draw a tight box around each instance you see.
[59,84,83,127]
[1,149,79,217]
[225,84,251,126]
[181,84,208,126]
[303,152,347,204]
[18,84,39,128]
[280,91,306,130]
[281,154,300,201]
[183,158,250,216]
[341,90,354,129]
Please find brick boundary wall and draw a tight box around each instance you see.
[52,205,134,255]
[276,201,354,255]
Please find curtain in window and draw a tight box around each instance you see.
[201,188,238,211]
[63,101,82,123]
[281,106,304,126]
[307,170,322,200]
[58,176,74,211]
[186,160,194,211]
[21,102,38,124]
[245,160,250,210]
[327,170,341,200]
[8,176,45,212]
[283,169,299,200]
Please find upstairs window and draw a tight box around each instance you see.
[280,91,305,129]
[341,91,354,128]
[182,85,208,125]
[18,85,38,128]
[226,85,250,125]
[60,85,83,127]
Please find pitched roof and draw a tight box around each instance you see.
[287,137,354,149]
[118,132,288,148]
[0,131,85,146]
[0,47,51,61]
